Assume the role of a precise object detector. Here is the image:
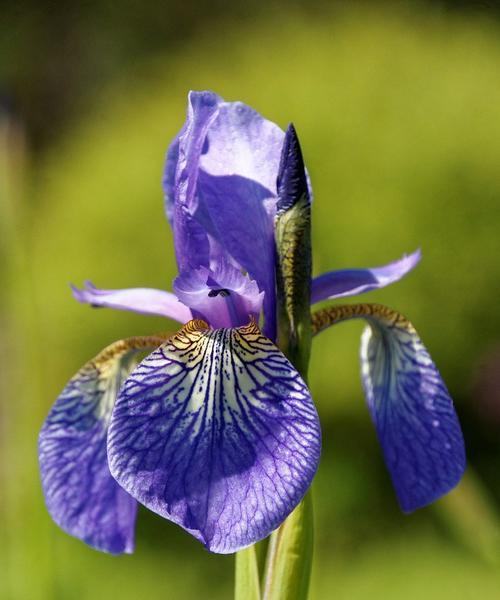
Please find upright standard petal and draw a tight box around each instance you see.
[310,250,421,304]
[198,99,284,200]
[312,303,465,512]
[195,100,284,339]
[163,128,183,226]
[171,91,222,272]
[108,319,321,554]
[39,335,170,553]
[72,281,192,323]
[164,91,286,339]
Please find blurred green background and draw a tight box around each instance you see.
[2,1,500,598]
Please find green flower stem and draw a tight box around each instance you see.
[260,349,314,600]
[235,545,262,600]
[262,491,314,600]
[261,124,314,600]
[234,123,314,600]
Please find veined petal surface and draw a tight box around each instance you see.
[72,281,191,323]
[312,304,465,512]
[311,250,421,304]
[108,319,321,554]
[39,340,141,553]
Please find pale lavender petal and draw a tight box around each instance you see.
[72,282,191,323]
[173,259,264,329]
[171,91,221,271]
[163,129,183,225]
[196,171,277,339]
[163,91,286,339]
[39,343,138,553]
[195,101,284,339]
[108,320,321,554]
[311,250,421,304]
[198,100,284,205]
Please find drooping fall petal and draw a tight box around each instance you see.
[312,303,465,512]
[39,341,139,553]
[108,319,321,553]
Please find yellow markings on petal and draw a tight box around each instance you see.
[92,333,174,371]
[167,317,261,351]
[166,319,209,349]
[107,313,320,555]
[232,317,263,351]
[134,316,277,421]
[71,333,175,421]
[180,319,210,335]
[311,303,416,336]
[237,316,261,335]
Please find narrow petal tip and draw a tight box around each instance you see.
[69,282,191,323]
[187,90,222,109]
[401,248,422,270]
[276,123,310,214]
[70,281,96,304]
[311,248,423,304]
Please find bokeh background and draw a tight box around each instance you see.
[2,1,500,598]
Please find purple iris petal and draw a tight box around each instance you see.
[171,91,221,272]
[311,249,421,304]
[39,348,138,553]
[107,320,321,554]
[359,307,466,512]
[195,100,284,340]
[195,171,277,338]
[72,281,191,323]
[164,91,286,339]
[163,128,183,225]
[173,259,264,329]
[197,99,284,203]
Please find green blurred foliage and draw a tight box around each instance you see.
[3,4,500,599]
[2,0,498,150]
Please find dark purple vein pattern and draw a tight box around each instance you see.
[312,304,465,512]
[39,341,139,553]
[360,307,465,511]
[108,319,321,553]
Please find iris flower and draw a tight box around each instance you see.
[39,91,465,557]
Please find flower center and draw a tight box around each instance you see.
[173,260,264,329]
[207,288,231,298]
